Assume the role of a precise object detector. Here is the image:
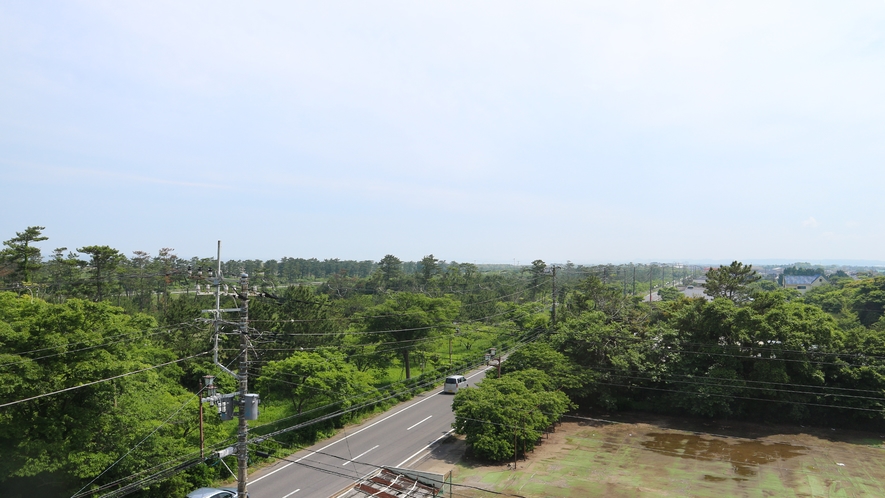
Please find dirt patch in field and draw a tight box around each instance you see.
[416,413,885,497]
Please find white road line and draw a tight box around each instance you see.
[342,445,379,466]
[406,415,433,431]
[281,489,300,498]
[396,429,455,468]
[467,367,491,380]
[252,366,491,484]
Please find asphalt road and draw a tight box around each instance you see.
[246,366,491,498]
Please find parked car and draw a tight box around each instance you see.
[186,487,247,498]
[443,375,468,394]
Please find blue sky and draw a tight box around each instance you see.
[2,1,884,265]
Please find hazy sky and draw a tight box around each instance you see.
[2,1,884,264]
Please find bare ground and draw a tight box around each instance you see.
[413,413,885,497]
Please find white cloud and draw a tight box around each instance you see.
[802,217,820,228]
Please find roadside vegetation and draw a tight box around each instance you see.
[451,259,885,466]
[2,226,884,495]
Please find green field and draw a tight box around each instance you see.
[450,414,885,497]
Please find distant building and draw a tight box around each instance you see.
[783,275,827,294]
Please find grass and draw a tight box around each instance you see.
[449,414,885,497]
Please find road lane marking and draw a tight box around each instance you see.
[251,366,492,484]
[406,416,432,431]
[396,429,454,467]
[281,489,300,498]
[342,445,379,466]
[466,368,491,381]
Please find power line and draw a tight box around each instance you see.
[245,281,549,326]
[0,321,198,366]
[249,440,528,498]
[71,385,209,498]
[590,379,885,412]
[0,322,199,369]
[587,364,885,395]
[591,370,885,403]
[0,351,210,408]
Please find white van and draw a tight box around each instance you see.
[443,375,468,394]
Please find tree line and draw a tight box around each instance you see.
[0,227,558,497]
[5,225,884,491]
[452,261,885,462]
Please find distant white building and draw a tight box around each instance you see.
[783,275,827,294]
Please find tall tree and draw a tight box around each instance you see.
[361,293,460,379]
[44,248,80,299]
[452,371,572,461]
[376,254,403,289]
[0,293,202,497]
[704,261,761,304]
[418,254,440,285]
[1,226,48,283]
[257,350,376,414]
[77,245,123,301]
[526,259,548,299]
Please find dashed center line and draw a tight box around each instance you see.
[342,445,380,466]
[281,489,301,498]
[406,415,433,431]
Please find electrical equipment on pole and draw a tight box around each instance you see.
[198,241,260,498]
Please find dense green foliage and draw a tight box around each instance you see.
[546,272,885,429]
[452,370,572,461]
[0,227,555,497]
[0,294,219,497]
[703,260,761,303]
[2,225,884,491]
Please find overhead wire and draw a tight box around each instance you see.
[244,280,549,326]
[70,384,211,498]
[590,370,885,403]
[77,350,247,497]
[0,327,202,368]
[248,329,543,441]
[0,351,210,408]
[590,379,885,412]
[249,439,528,498]
[587,364,885,396]
[0,321,200,367]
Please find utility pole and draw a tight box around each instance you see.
[236,271,250,498]
[551,265,556,328]
[649,265,653,303]
[632,264,636,296]
[622,267,627,296]
[199,379,204,459]
[200,242,259,498]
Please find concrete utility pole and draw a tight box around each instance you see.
[200,241,259,498]
[632,264,636,296]
[237,271,250,498]
[623,267,627,296]
[649,265,654,303]
[550,265,557,328]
